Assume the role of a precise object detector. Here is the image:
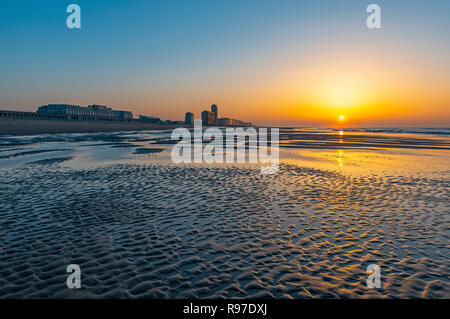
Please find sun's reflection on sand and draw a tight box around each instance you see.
[337,150,344,167]
[338,130,344,144]
[279,147,450,178]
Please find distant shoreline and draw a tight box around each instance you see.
[0,117,260,136]
[0,118,188,135]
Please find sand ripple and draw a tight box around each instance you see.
[0,162,448,298]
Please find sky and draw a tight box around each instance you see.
[0,0,449,127]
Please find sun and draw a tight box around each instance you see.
[339,115,345,121]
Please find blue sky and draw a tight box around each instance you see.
[0,0,449,126]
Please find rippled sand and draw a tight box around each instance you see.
[0,129,448,298]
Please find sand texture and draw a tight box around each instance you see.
[0,129,448,298]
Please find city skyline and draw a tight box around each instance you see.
[1,0,449,127]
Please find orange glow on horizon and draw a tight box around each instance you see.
[117,42,449,127]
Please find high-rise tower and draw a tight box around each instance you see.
[185,112,193,125]
[211,104,218,123]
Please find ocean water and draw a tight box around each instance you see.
[0,128,448,298]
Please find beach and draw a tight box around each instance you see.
[0,128,448,298]
[0,118,186,135]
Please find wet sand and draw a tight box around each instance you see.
[0,129,448,298]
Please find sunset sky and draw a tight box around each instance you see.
[0,0,449,127]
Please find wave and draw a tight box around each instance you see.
[333,128,450,136]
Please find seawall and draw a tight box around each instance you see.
[0,118,186,135]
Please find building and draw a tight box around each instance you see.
[112,110,133,120]
[0,109,68,120]
[217,118,233,126]
[233,119,252,127]
[139,115,162,123]
[201,110,215,125]
[211,104,218,123]
[37,104,133,121]
[165,120,185,125]
[217,117,251,127]
[88,105,114,119]
[185,112,193,125]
